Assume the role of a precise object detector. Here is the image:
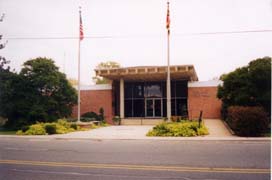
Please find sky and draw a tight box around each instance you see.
[1,0,272,85]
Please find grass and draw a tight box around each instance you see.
[0,128,17,135]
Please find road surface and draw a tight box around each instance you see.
[0,138,270,180]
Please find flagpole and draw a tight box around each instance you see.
[77,7,82,123]
[166,1,171,122]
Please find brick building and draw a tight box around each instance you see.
[73,65,222,124]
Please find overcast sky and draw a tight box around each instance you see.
[1,0,272,84]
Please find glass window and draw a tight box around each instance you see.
[171,81,175,98]
[144,83,162,98]
[162,82,166,98]
[124,83,133,99]
[133,99,144,117]
[133,82,144,98]
[171,98,176,115]
[125,100,133,117]
[176,99,188,116]
[163,99,167,117]
[176,81,188,98]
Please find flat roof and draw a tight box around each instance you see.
[95,65,198,81]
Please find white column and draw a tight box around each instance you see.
[120,78,124,119]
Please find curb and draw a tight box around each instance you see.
[0,135,270,141]
[221,120,235,135]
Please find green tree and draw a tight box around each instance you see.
[1,57,77,129]
[217,57,271,118]
[92,61,120,84]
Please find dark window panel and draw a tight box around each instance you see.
[124,83,133,99]
[162,82,166,98]
[133,82,144,98]
[171,81,175,98]
[176,81,188,98]
[125,100,133,117]
[133,99,145,117]
[163,99,167,117]
[171,98,176,116]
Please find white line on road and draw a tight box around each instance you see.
[10,168,219,180]
[4,147,48,151]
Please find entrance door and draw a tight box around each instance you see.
[145,98,162,117]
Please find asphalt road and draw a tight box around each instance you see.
[0,138,270,180]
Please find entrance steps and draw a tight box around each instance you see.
[121,118,164,125]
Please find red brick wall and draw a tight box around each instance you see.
[188,87,221,119]
[72,90,113,124]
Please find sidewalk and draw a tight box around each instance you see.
[203,119,233,137]
[0,123,270,141]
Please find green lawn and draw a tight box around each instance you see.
[0,130,17,135]
[0,127,17,135]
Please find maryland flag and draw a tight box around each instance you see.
[166,1,170,33]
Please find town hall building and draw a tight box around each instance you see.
[73,65,222,124]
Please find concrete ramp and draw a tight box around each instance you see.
[204,119,233,137]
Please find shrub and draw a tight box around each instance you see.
[44,123,57,135]
[147,121,209,137]
[16,118,100,135]
[81,112,99,120]
[21,125,29,132]
[80,117,96,122]
[227,106,269,136]
[70,123,78,130]
[66,118,77,122]
[112,116,121,125]
[98,107,105,122]
[24,123,46,135]
[16,130,24,135]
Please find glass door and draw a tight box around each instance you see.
[145,98,162,117]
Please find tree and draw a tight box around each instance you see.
[68,78,78,86]
[92,61,120,84]
[1,57,77,129]
[217,57,271,118]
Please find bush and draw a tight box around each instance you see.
[80,117,96,122]
[147,121,209,137]
[112,116,121,125]
[81,112,99,120]
[66,118,77,122]
[227,106,269,136]
[44,123,57,135]
[98,107,105,122]
[24,123,46,135]
[70,123,78,130]
[15,118,105,135]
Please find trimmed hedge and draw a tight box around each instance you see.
[16,119,81,135]
[44,123,57,135]
[81,112,99,120]
[147,121,209,137]
[227,106,269,136]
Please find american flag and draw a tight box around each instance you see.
[79,9,84,41]
[166,2,170,32]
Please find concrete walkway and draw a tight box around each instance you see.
[57,119,233,139]
[204,119,233,137]
[0,120,270,141]
[56,125,153,139]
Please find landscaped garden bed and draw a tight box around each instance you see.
[16,119,106,135]
[147,120,209,137]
